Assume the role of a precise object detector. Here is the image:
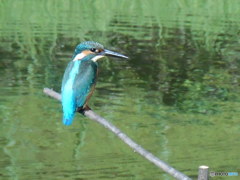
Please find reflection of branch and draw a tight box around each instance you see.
[43,88,191,180]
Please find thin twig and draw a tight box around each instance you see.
[43,88,191,180]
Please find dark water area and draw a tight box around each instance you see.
[0,1,240,179]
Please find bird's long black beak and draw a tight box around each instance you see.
[104,49,128,59]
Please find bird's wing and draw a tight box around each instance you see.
[73,61,98,108]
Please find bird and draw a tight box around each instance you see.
[61,41,128,125]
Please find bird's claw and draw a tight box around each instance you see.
[77,105,91,115]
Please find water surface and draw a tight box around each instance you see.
[0,1,240,179]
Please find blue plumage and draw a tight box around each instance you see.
[61,41,128,125]
[61,60,81,125]
[61,56,97,125]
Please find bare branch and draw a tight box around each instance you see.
[43,88,191,180]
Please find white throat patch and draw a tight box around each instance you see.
[91,55,105,62]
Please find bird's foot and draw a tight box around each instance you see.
[77,105,91,115]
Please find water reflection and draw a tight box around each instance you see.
[0,0,240,179]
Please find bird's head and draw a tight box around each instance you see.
[72,41,128,62]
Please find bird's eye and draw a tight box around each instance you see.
[90,48,96,52]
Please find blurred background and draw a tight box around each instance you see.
[0,0,239,179]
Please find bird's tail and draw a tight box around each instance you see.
[63,113,75,126]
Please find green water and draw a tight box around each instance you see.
[0,0,240,179]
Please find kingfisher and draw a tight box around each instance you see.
[61,41,128,125]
